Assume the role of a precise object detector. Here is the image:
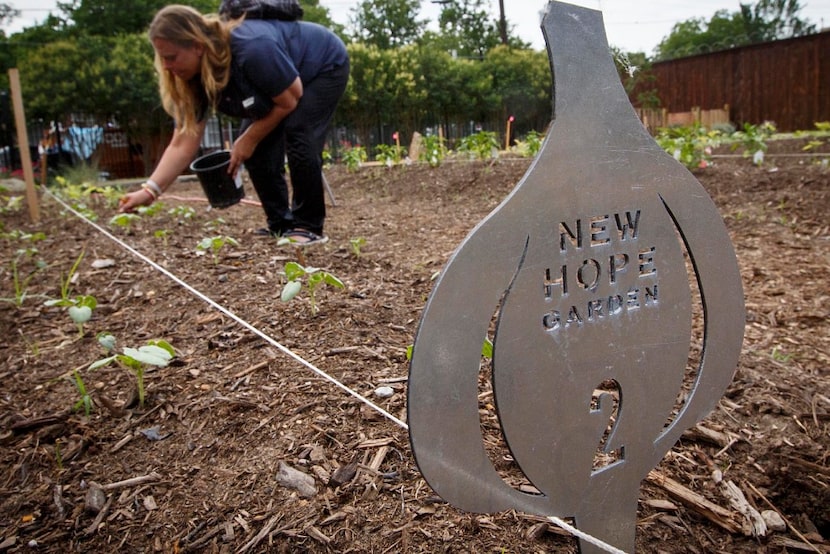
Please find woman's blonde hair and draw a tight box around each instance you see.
[149,5,240,134]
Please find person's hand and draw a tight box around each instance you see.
[118,188,154,213]
[229,135,256,177]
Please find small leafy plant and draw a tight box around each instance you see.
[731,121,776,165]
[169,205,196,222]
[375,143,406,167]
[137,202,165,217]
[43,250,96,334]
[70,370,93,416]
[2,248,47,306]
[458,131,500,161]
[349,237,367,258]
[109,212,140,233]
[281,261,345,316]
[655,124,722,169]
[514,130,544,158]
[419,134,448,167]
[154,229,171,246]
[196,235,239,265]
[68,295,97,336]
[89,339,175,408]
[341,145,368,172]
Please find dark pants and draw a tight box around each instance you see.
[243,61,349,236]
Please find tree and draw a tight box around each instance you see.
[429,0,501,59]
[349,0,425,49]
[481,45,551,134]
[55,0,218,37]
[655,0,817,60]
[0,2,19,26]
[655,10,746,59]
[739,0,817,42]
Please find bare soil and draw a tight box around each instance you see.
[0,140,828,553]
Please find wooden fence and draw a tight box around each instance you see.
[636,105,732,134]
[632,30,830,132]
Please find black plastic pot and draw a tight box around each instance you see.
[189,150,244,209]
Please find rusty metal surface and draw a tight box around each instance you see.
[407,2,745,552]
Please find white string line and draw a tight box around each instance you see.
[46,189,626,554]
[43,189,409,430]
[547,516,628,554]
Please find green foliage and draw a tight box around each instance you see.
[281,261,345,316]
[482,46,552,133]
[169,205,196,222]
[41,250,98,335]
[350,0,426,49]
[154,229,171,247]
[1,248,47,306]
[730,121,777,165]
[655,124,723,169]
[67,295,97,336]
[70,370,93,416]
[89,339,175,408]
[341,145,368,172]
[374,143,406,167]
[137,202,165,217]
[196,235,239,265]
[419,134,448,167]
[771,345,792,364]
[655,0,817,60]
[349,237,367,257]
[109,213,141,233]
[513,131,544,158]
[458,131,500,160]
[0,194,23,215]
[427,0,503,59]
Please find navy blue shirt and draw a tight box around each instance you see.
[217,19,348,120]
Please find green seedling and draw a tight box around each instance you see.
[731,121,775,165]
[349,237,367,258]
[68,295,97,336]
[137,202,165,217]
[205,218,227,231]
[70,369,93,416]
[771,346,792,364]
[2,248,47,306]
[168,205,196,222]
[97,332,117,352]
[0,194,23,214]
[655,124,722,170]
[281,261,344,316]
[0,230,46,242]
[154,229,171,247]
[419,134,448,167]
[196,235,239,265]
[514,130,544,158]
[375,143,406,167]
[89,339,174,408]
[58,249,85,303]
[109,212,140,233]
[43,251,96,334]
[458,131,500,161]
[342,145,368,172]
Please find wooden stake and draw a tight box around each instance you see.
[8,68,39,223]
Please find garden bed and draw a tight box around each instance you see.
[0,142,828,553]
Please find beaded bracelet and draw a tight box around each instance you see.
[141,183,158,201]
[144,179,163,197]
